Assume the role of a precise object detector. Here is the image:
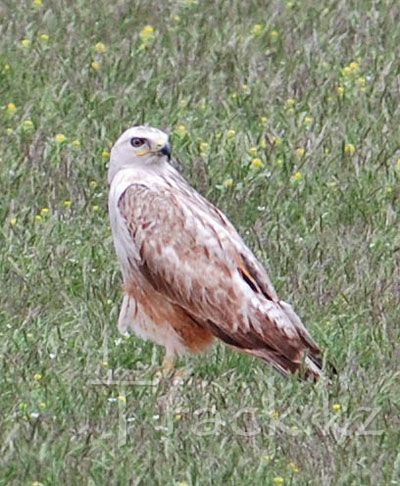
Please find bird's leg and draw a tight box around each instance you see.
[161,351,177,377]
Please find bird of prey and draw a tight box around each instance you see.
[108,125,324,379]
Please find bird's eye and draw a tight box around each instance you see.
[130,137,146,148]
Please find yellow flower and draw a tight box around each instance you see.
[39,33,49,42]
[101,150,110,159]
[273,477,284,485]
[270,30,279,41]
[336,85,345,96]
[7,103,17,115]
[55,133,67,143]
[33,373,42,382]
[344,143,356,156]
[356,76,367,91]
[251,158,264,169]
[102,360,109,368]
[295,147,306,158]
[249,147,258,156]
[92,205,100,212]
[10,217,17,226]
[89,180,98,189]
[260,116,268,126]
[33,0,43,7]
[285,98,296,109]
[332,403,342,413]
[173,15,181,23]
[31,482,44,486]
[241,84,251,95]
[288,462,299,473]
[304,115,313,127]
[292,171,303,182]
[64,200,72,209]
[273,136,282,146]
[3,64,10,72]
[175,124,187,137]
[95,42,107,53]
[71,139,81,149]
[91,61,101,72]
[39,402,47,410]
[176,482,188,486]
[272,409,280,419]
[199,142,209,154]
[35,215,42,223]
[140,25,155,43]
[21,39,32,49]
[117,395,126,403]
[386,186,393,194]
[222,178,234,189]
[22,120,34,131]
[226,129,236,139]
[276,158,283,167]
[251,24,264,37]
[40,207,50,217]
[6,128,14,135]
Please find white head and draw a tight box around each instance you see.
[108,125,171,183]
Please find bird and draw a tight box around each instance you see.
[108,125,324,380]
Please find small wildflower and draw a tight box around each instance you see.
[229,91,238,99]
[63,200,72,209]
[336,85,345,96]
[92,205,100,212]
[175,413,182,421]
[21,39,32,49]
[22,120,34,131]
[40,207,50,217]
[31,482,44,486]
[7,103,17,115]
[222,178,234,189]
[249,147,258,157]
[101,150,110,159]
[295,147,306,158]
[292,171,303,183]
[332,403,342,413]
[3,64,10,72]
[304,115,313,127]
[270,30,279,41]
[250,158,264,170]
[344,143,356,156]
[117,395,126,403]
[55,133,67,143]
[226,129,236,139]
[272,410,280,419]
[91,61,101,72]
[273,136,282,146]
[39,402,47,410]
[260,138,267,149]
[33,0,43,7]
[173,15,181,23]
[140,25,155,45]
[285,98,296,109]
[386,186,393,194]
[35,215,42,223]
[276,158,283,167]
[343,61,360,77]
[19,402,28,411]
[71,139,81,149]
[241,84,251,95]
[95,42,107,54]
[33,373,42,382]
[251,24,264,37]
[199,142,209,154]
[7,128,14,135]
[39,33,49,42]
[288,462,300,473]
[273,477,284,485]
[89,180,98,189]
[356,76,367,91]
[10,217,17,226]
[175,124,187,137]
[260,116,268,126]
[102,360,109,368]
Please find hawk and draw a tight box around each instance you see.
[108,125,324,379]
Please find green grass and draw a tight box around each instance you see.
[1,0,400,484]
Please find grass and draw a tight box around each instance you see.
[1,0,400,484]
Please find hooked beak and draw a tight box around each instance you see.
[159,142,172,159]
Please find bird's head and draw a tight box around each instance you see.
[108,125,171,183]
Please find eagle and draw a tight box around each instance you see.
[108,125,324,379]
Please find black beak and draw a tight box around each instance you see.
[160,142,172,159]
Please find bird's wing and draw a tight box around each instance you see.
[118,182,321,377]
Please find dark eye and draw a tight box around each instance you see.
[130,137,146,148]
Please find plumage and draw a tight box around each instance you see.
[108,125,324,379]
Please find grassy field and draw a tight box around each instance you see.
[1,0,400,484]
